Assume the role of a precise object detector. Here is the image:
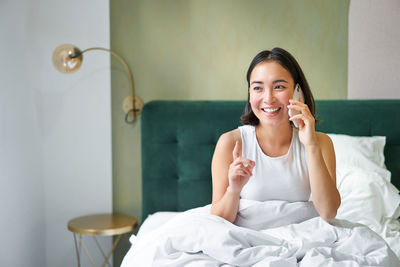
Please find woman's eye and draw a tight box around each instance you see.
[253,86,262,91]
[274,85,286,90]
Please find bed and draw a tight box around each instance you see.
[123,100,400,266]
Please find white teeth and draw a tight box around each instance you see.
[262,108,280,113]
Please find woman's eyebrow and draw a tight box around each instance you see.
[251,80,288,85]
[250,81,263,85]
[272,79,288,84]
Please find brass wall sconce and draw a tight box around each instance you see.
[52,44,143,123]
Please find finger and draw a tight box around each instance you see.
[232,139,242,160]
[289,114,311,129]
[232,157,243,166]
[235,168,252,177]
[242,165,253,176]
[289,114,304,126]
[242,161,255,173]
[232,158,255,168]
[233,162,253,174]
[288,99,303,105]
[240,158,255,167]
[288,105,312,119]
[245,160,256,169]
[287,102,308,110]
[247,161,255,170]
[289,114,305,122]
[230,168,246,177]
[243,167,253,177]
[290,113,314,123]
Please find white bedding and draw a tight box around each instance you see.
[122,200,400,266]
[335,167,400,257]
[123,134,400,266]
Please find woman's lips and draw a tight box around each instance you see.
[261,107,281,117]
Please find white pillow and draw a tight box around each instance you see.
[328,134,400,242]
[327,133,391,181]
[336,167,400,231]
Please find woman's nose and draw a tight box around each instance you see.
[263,89,275,103]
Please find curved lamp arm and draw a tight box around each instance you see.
[52,44,143,123]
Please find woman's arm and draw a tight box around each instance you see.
[210,130,255,223]
[305,132,340,220]
[288,99,340,221]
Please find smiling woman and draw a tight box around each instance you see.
[210,48,340,222]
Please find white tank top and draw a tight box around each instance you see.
[239,125,311,202]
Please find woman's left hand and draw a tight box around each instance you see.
[287,99,318,147]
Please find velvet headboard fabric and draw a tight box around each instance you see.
[141,100,400,220]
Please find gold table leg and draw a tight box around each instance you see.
[102,235,122,267]
[80,235,97,267]
[73,233,81,267]
[72,233,123,267]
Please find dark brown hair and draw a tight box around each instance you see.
[240,48,317,125]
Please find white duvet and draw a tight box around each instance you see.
[121,200,400,267]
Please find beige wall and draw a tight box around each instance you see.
[348,0,400,99]
[110,0,349,263]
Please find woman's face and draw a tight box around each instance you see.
[249,61,295,127]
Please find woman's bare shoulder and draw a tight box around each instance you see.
[217,128,241,147]
[315,132,336,162]
[315,132,336,178]
[213,129,241,165]
[315,132,333,147]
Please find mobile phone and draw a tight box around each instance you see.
[289,84,304,128]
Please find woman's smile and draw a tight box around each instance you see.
[261,107,281,116]
[249,61,294,125]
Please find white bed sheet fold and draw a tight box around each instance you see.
[122,200,399,266]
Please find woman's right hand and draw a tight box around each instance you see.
[228,140,255,193]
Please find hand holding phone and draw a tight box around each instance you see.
[288,84,304,128]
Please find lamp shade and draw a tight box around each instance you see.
[52,44,83,73]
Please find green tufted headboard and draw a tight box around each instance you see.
[141,100,400,220]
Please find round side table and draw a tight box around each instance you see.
[68,213,138,267]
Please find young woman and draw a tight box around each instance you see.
[210,48,340,223]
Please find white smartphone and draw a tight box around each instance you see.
[289,84,304,128]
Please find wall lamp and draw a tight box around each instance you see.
[52,44,143,123]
